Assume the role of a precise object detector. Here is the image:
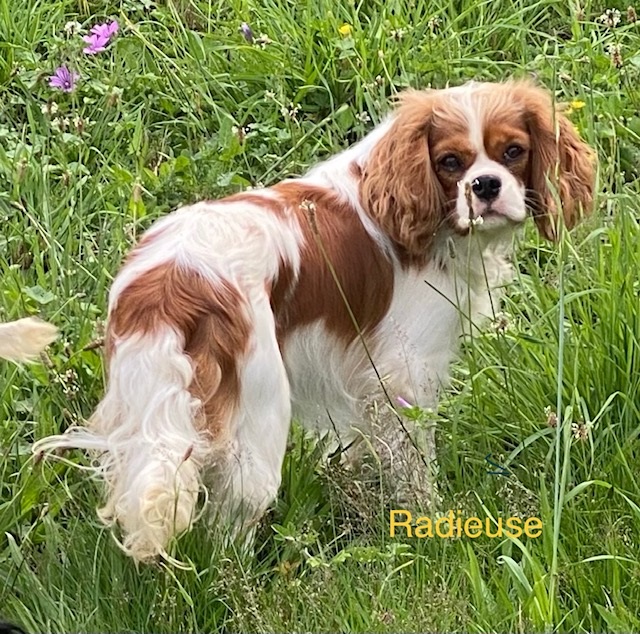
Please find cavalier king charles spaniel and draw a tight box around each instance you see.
[0,318,57,363]
[35,79,595,561]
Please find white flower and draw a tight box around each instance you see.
[281,103,299,120]
[256,33,272,48]
[64,21,83,35]
[597,8,621,28]
[41,102,59,116]
[389,27,406,40]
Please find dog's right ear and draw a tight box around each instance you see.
[360,90,446,261]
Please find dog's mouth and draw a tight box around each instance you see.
[479,205,527,226]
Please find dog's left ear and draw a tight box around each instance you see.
[520,83,597,240]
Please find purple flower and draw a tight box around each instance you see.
[396,396,413,409]
[82,33,109,54]
[90,20,119,39]
[240,22,254,43]
[49,66,79,92]
[83,20,119,54]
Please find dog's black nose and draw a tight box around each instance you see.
[471,175,502,201]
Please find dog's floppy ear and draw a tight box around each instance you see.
[360,90,446,261]
[517,82,597,240]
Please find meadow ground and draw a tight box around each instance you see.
[1,0,640,632]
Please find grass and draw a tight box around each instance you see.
[1,0,640,631]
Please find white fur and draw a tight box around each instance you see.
[0,318,58,362]
[435,83,529,228]
[35,328,207,559]
[219,290,292,525]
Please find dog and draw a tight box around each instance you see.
[35,79,596,561]
[0,318,58,363]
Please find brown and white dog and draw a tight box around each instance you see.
[0,318,57,363]
[35,79,595,561]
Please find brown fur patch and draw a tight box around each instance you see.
[270,182,394,346]
[109,263,251,439]
[483,81,596,239]
[483,122,530,184]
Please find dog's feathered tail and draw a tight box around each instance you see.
[33,262,249,561]
[0,318,58,362]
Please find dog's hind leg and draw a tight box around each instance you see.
[214,291,292,530]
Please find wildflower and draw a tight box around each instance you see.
[49,66,79,92]
[107,86,123,107]
[90,20,119,40]
[264,90,276,100]
[83,20,119,54]
[41,101,59,116]
[56,368,79,397]
[232,125,250,143]
[390,27,406,40]
[491,311,510,334]
[52,116,70,132]
[300,199,317,231]
[544,406,558,428]
[363,75,381,92]
[240,22,254,43]
[73,115,85,133]
[281,102,299,120]
[564,99,586,116]
[83,33,109,54]
[396,396,413,409]
[597,8,621,28]
[64,20,83,36]
[628,6,638,23]
[607,43,623,68]
[255,33,272,48]
[338,23,353,36]
[571,421,590,441]
[356,111,371,124]
[376,611,395,625]
[428,16,441,33]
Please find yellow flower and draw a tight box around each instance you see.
[570,99,586,109]
[338,23,353,36]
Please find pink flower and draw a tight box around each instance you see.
[90,20,119,39]
[49,66,79,92]
[82,20,119,54]
[396,396,413,409]
[82,33,109,54]
[240,22,254,43]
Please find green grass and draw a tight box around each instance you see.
[1,0,640,631]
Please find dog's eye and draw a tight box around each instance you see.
[440,154,462,171]
[504,144,524,161]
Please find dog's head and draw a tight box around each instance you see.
[360,79,596,260]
